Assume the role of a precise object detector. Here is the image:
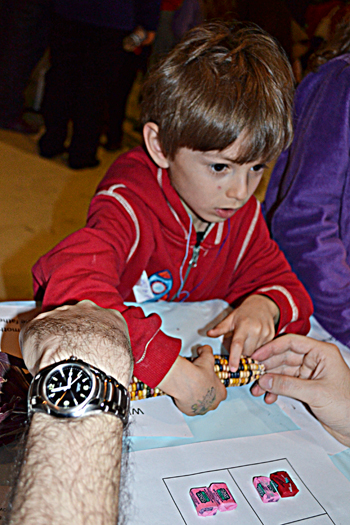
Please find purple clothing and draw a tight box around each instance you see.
[172,0,203,42]
[265,55,350,348]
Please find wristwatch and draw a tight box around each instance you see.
[28,356,130,426]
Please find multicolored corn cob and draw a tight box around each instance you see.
[128,355,265,401]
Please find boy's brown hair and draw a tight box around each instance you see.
[141,21,294,163]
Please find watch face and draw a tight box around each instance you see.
[44,363,94,411]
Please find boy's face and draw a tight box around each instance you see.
[167,139,266,225]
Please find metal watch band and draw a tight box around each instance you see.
[28,356,130,426]
[92,363,130,426]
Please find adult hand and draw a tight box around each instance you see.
[20,300,133,387]
[158,346,227,416]
[250,334,350,447]
[207,295,279,372]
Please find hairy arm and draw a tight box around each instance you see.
[8,414,124,525]
[7,300,133,525]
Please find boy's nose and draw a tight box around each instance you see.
[226,177,249,202]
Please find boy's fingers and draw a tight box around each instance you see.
[196,346,204,356]
[194,345,214,365]
[194,345,227,404]
[229,338,245,371]
[207,317,233,337]
[229,319,261,370]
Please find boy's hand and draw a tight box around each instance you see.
[158,346,227,416]
[207,295,279,372]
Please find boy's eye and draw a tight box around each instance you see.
[211,164,228,173]
[251,164,266,172]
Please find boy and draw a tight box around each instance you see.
[32,22,313,416]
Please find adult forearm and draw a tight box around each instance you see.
[8,413,124,525]
[10,301,134,525]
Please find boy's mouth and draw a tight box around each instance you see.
[215,208,238,219]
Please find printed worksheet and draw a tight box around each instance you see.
[127,432,350,524]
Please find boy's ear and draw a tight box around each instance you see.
[143,122,170,169]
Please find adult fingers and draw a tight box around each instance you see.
[263,392,279,404]
[257,353,304,376]
[251,381,278,403]
[251,334,333,367]
[257,372,319,407]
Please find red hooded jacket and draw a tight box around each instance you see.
[33,147,313,386]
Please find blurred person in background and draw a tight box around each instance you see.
[38,0,160,169]
[0,0,52,133]
[265,14,350,349]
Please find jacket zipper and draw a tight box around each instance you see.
[181,238,201,286]
[172,227,209,300]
